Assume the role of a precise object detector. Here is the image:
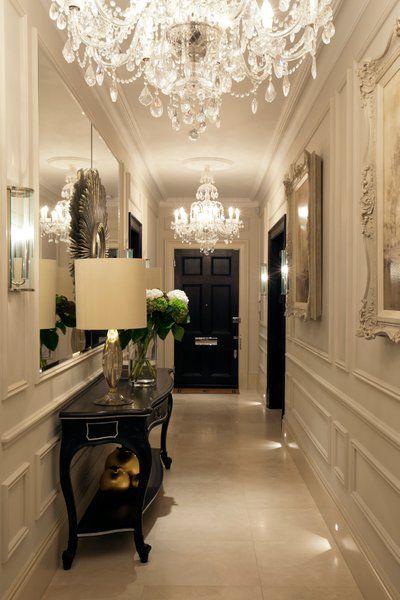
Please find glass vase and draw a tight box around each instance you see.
[129,332,157,387]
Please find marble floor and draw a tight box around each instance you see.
[43,391,364,600]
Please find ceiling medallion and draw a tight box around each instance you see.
[49,0,335,140]
[171,167,243,255]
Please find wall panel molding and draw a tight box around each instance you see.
[35,435,60,520]
[287,352,400,451]
[4,379,29,401]
[291,377,332,465]
[353,369,400,404]
[332,420,349,487]
[350,440,400,565]
[1,370,101,449]
[287,335,332,364]
[1,462,30,563]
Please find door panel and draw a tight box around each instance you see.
[174,249,239,389]
[267,217,286,412]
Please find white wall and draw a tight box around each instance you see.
[257,1,400,598]
[0,1,162,598]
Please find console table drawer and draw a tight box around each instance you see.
[85,420,119,441]
[148,399,168,429]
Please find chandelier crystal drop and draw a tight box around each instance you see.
[171,169,244,255]
[49,0,335,138]
[39,175,75,243]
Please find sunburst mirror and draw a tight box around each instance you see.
[69,168,109,277]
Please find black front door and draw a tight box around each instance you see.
[267,216,286,412]
[174,249,239,390]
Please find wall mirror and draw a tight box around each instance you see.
[38,48,121,372]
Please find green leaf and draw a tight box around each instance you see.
[172,325,185,342]
[40,328,59,352]
[56,321,66,335]
[131,328,149,343]
[118,329,133,350]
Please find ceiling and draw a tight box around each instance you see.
[41,0,343,204]
[122,76,287,202]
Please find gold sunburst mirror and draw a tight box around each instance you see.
[69,168,109,277]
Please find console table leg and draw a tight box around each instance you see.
[160,393,173,470]
[129,439,153,563]
[59,442,79,570]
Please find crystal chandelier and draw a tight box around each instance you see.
[171,169,244,254]
[40,175,75,243]
[49,0,335,139]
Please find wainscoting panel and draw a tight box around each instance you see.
[35,436,60,521]
[350,440,400,565]
[1,462,30,563]
[291,377,332,465]
[332,420,349,488]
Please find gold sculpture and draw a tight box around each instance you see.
[99,466,131,492]
[100,446,140,491]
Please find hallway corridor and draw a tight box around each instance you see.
[43,392,363,600]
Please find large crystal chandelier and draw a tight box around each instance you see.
[39,175,75,243]
[49,0,335,139]
[171,169,244,254]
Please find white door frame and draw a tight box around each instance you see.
[163,239,250,389]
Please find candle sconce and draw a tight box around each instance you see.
[8,186,35,292]
[260,263,268,296]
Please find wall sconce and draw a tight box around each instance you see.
[280,249,288,296]
[260,263,268,296]
[8,186,35,292]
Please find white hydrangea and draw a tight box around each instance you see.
[167,289,189,304]
[146,288,164,301]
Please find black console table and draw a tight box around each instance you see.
[59,368,173,569]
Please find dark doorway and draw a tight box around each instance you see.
[174,249,239,390]
[267,216,286,412]
[128,213,142,258]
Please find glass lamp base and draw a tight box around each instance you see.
[94,389,134,406]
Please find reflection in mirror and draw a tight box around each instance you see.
[38,48,120,371]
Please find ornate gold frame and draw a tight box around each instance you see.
[357,20,400,343]
[285,151,322,321]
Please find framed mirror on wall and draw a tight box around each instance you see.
[38,48,122,372]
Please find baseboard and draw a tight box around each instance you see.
[283,418,395,600]
[4,449,107,600]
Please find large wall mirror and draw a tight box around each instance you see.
[38,48,121,371]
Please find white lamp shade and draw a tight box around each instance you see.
[39,259,57,329]
[145,267,162,290]
[75,258,146,330]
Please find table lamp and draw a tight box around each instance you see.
[75,258,146,406]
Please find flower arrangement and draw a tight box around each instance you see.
[119,289,189,385]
